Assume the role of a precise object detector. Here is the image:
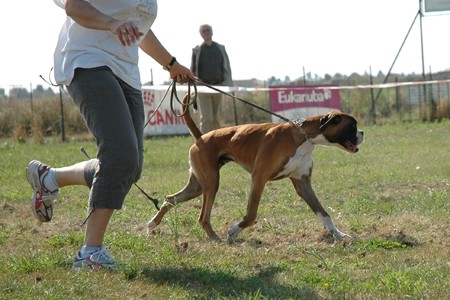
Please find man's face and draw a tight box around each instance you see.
[200,26,213,40]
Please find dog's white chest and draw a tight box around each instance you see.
[276,142,314,179]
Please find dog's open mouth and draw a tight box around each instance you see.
[344,140,359,153]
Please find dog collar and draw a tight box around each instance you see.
[291,118,315,145]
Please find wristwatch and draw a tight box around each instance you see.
[163,57,176,71]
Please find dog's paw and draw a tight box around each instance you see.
[227,224,242,242]
[147,220,157,231]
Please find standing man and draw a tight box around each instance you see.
[191,24,233,133]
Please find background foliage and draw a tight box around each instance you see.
[2,70,450,140]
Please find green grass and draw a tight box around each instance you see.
[1,121,449,299]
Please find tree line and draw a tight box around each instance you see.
[3,68,450,101]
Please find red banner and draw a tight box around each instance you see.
[269,86,340,122]
[142,87,189,136]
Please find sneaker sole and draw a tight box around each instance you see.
[72,259,116,271]
[26,160,53,222]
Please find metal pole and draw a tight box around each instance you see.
[30,83,33,114]
[447,82,450,118]
[302,66,306,85]
[232,91,238,125]
[419,0,428,120]
[395,77,400,112]
[59,86,66,142]
[374,9,420,105]
[408,85,412,122]
[369,66,376,124]
[150,68,154,85]
[428,66,437,120]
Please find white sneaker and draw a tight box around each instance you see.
[26,160,59,222]
[72,247,116,271]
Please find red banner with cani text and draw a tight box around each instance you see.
[142,86,189,136]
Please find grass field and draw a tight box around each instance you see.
[1,121,449,299]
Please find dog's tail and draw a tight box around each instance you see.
[182,93,202,140]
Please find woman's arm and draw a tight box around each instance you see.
[64,0,142,46]
[140,29,195,82]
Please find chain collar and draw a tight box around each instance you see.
[290,118,315,145]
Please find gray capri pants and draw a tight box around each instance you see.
[67,66,144,209]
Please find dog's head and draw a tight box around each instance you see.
[317,112,364,153]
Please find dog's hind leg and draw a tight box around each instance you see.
[147,172,202,232]
[197,171,221,240]
[291,176,351,240]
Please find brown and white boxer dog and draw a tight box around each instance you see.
[148,94,364,242]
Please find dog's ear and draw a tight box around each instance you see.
[319,113,341,131]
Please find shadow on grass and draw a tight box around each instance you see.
[141,265,320,299]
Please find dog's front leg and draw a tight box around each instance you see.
[147,198,175,233]
[227,177,266,242]
[291,176,351,240]
[147,172,203,234]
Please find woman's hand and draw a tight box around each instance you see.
[111,21,144,46]
[65,0,143,46]
[169,62,196,84]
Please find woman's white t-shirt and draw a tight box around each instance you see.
[53,0,157,89]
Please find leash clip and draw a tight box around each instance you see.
[291,118,315,145]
